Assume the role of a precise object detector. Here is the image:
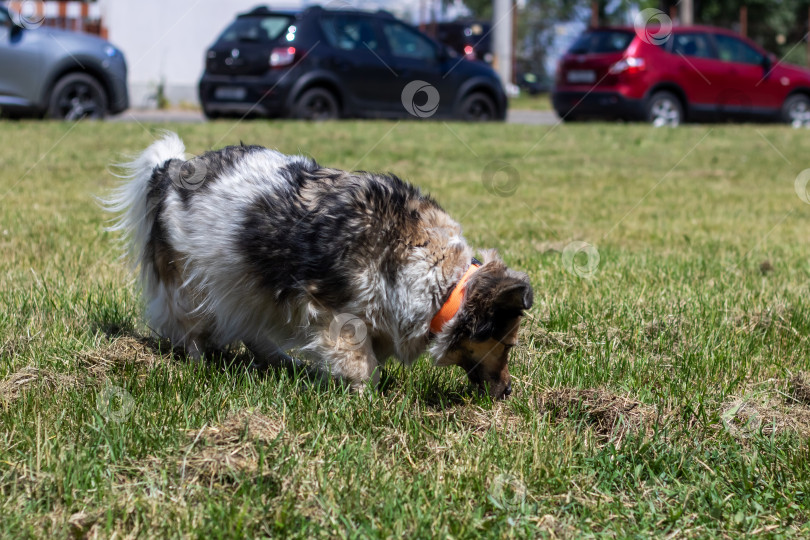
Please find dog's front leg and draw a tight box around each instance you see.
[310,325,380,393]
[245,338,299,371]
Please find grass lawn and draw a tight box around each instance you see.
[2,119,810,538]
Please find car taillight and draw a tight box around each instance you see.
[270,47,296,67]
[464,45,475,59]
[609,56,645,75]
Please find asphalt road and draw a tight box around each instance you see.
[111,108,560,125]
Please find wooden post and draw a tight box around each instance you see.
[429,0,436,39]
[740,6,748,37]
[511,0,517,84]
[681,0,694,25]
[590,1,598,28]
[492,0,512,88]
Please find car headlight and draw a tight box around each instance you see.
[104,45,118,58]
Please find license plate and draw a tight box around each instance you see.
[567,70,596,84]
[215,86,246,100]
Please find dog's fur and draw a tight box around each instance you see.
[106,132,533,398]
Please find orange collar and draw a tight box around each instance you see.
[430,260,481,334]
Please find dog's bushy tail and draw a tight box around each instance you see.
[103,131,186,273]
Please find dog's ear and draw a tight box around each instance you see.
[463,268,533,342]
[494,273,533,313]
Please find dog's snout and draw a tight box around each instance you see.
[504,381,512,397]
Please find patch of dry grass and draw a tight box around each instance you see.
[732,303,796,335]
[791,371,810,405]
[0,366,78,405]
[79,335,172,380]
[721,378,810,438]
[0,333,36,361]
[180,410,285,481]
[536,388,658,443]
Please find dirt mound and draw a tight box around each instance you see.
[0,366,78,405]
[80,336,170,378]
[790,371,810,405]
[536,388,656,441]
[721,383,810,439]
[180,410,285,481]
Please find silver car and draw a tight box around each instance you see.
[0,4,128,119]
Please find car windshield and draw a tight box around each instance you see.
[218,15,293,44]
[568,30,634,54]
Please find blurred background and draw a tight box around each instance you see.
[5,0,810,111]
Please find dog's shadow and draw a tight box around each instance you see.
[90,318,270,378]
[377,367,479,410]
[90,319,477,406]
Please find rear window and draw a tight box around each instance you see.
[218,15,293,44]
[568,30,634,54]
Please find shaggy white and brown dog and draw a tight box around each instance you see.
[107,132,532,399]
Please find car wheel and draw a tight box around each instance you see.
[559,112,582,122]
[47,73,108,120]
[294,88,339,120]
[646,91,682,127]
[781,94,810,126]
[458,92,496,121]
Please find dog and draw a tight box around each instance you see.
[106,132,533,399]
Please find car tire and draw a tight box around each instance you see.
[47,73,108,120]
[458,92,496,121]
[293,88,339,120]
[646,91,682,127]
[559,112,582,122]
[781,94,810,126]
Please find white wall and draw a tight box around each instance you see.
[99,0,303,108]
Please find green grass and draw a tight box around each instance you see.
[2,119,810,538]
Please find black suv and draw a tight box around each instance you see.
[198,6,506,121]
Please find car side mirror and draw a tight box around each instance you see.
[762,54,771,71]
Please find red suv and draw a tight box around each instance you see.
[552,25,810,126]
